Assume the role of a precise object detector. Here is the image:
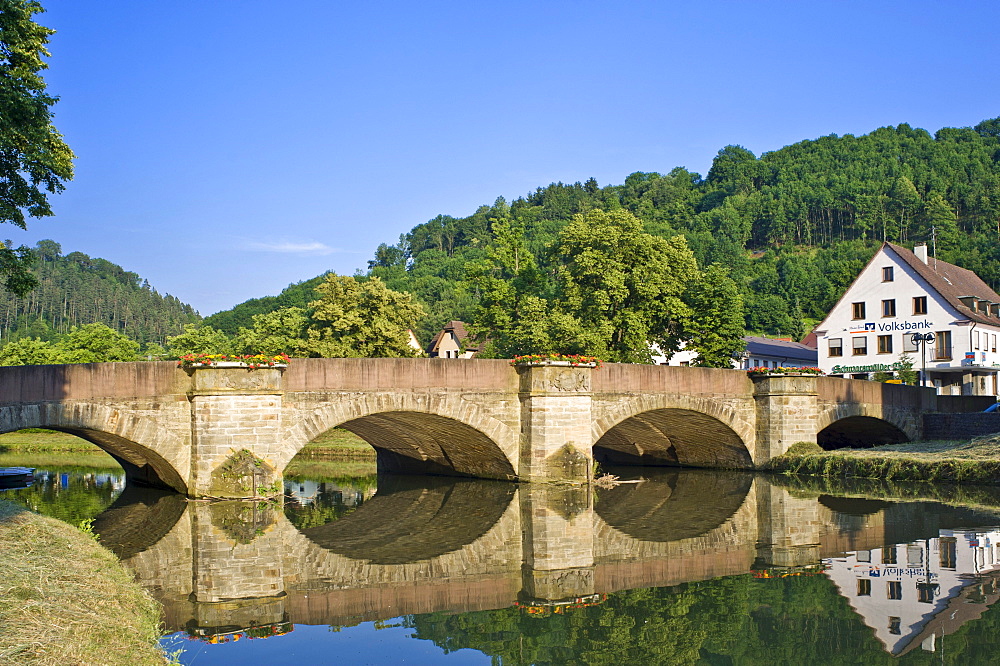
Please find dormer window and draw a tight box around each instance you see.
[882,267,894,282]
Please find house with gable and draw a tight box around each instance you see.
[426,320,479,359]
[815,242,1000,396]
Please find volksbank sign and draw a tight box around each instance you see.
[848,319,934,333]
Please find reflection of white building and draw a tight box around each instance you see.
[824,528,1000,655]
[283,480,373,506]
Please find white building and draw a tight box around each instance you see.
[815,242,1000,396]
[652,336,817,369]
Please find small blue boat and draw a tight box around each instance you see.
[0,467,35,489]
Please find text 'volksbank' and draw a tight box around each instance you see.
[859,320,934,332]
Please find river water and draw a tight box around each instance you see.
[5,458,1000,665]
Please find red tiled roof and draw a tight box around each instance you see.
[885,242,1000,326]
[426,320,477,354]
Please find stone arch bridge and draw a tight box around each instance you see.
[0,358,940,497]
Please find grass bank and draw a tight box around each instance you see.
[293,428,376,461]
[766,435,1000,485]
[0,430,106,453]
[0,427,377,461]
[0,500,168,665]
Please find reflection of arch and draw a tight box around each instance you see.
[595,468,753,542]
[92,487,187,559]
[818,494,892,517]
[817,416,908,449]
[299,476,515,564]
[593,400,753,468]
[0,403,188,493]
[283,394,518,480]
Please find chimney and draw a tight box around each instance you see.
[913,243,928,264]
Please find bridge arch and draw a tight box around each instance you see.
[280,393,519,480]
[0,402,189,494]
[816,404,912,449]
[592,395,755,468]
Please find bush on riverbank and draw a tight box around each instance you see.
[766,435,1000,485]
[0,500,167,664]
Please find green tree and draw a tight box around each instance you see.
[895,353,918,385]
[921,193,960,252]
[551,209,698,363]
[681,265,746,367]
[0,335,56,364]
[466,213,567,357]
[166,323,233,356]
[0,1,74,295]
[54,323,139,362]
[305,275,424,358]
[140,341,168,360]
[232,306,309,356]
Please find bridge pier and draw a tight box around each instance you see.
[188,366,285,498]
[752,374,819,462]
[517,364,595,484]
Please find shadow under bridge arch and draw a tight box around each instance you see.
[594,407,753,469]
[817,415,909,450]
[335,411,517,480]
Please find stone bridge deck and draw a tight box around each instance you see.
[0,358,966,497]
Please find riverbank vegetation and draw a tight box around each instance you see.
[769,471,1000,515]
[0,500,167,664]
[766,435,1000,485]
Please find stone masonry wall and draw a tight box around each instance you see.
[923,413,1000,440]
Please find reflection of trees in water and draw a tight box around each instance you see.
[2,470,123,524]
[409,572,1000,665]
[282,478,376,530]
[595,468,752,542]
[772,474,1000,512]
[298,476,515,564]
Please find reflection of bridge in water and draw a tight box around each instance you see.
[92,471,1000,637]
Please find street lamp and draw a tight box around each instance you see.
[910,332,936,388]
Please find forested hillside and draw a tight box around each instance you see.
[203,274,327,334]
[0,240,200,345]
[210,118,1000,346]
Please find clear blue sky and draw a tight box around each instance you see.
[8,0,999,315]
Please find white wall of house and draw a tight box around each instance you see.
[815,249,1000,396]
[651,339,816,369]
